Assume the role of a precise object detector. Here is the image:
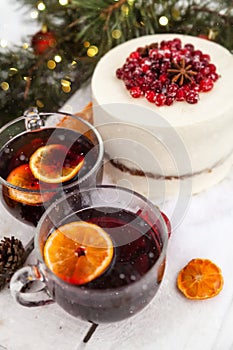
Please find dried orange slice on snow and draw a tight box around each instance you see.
[44,221,114,285]
[6,164,56,205]
[29,144,84,184]
[177,258,223,300]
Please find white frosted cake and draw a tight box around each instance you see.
[92,34,233,199]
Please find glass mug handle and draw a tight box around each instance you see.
[10,265,54,307]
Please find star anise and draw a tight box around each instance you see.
[167,59,197,86]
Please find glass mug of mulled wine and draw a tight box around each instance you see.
[0,107,104,226]
[10,185,169,324]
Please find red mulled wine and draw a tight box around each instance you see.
[0,127,99,225]
[48,207,164,323]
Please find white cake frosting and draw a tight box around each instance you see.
[92,34,233,199]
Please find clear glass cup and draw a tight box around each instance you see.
[10,185,169,324]
[0,107,104,226]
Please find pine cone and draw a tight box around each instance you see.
[0,236,26,290]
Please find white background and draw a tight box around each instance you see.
[0,0,39,46]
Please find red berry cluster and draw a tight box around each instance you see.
[116,38,219,106]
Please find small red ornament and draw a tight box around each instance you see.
[31,29,56,55]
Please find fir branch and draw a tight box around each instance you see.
[191,5,233,22]
[102,0,128,17]
[24,48,56,100]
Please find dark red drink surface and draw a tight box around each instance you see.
[0,128,98,226]
[48,207,164,323]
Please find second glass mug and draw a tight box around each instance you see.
[10,185,169,324]
[0,108,104,226]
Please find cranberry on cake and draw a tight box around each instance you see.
[92,34,233,199]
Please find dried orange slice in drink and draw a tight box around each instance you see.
[177,258,223,300]
[29,144,84,184]
[44,221,114,285]
[6,164,56,205]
